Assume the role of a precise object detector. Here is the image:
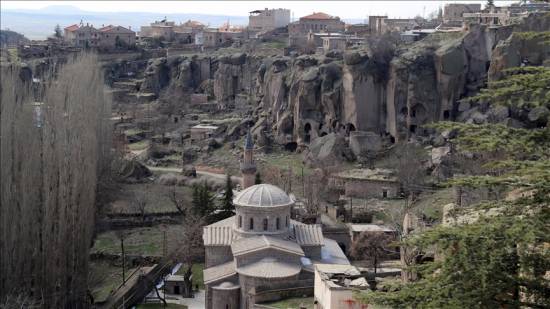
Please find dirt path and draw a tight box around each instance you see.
[146,165,243,183]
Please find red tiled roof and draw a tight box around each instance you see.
[99,25,114,32]
[64,24,79,32]
[301,12,335,20]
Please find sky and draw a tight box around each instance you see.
[1,0,517,19]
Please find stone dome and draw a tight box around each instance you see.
[234,184,293,207]
[214,281,240,290]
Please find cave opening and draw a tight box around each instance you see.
[304,123,312,144]
[284,142,298,152]
[345,123,356,135]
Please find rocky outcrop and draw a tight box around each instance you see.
[108,12,548,157]
[303,133,355,166]
[213,53,261,105]
[488,31,550,81]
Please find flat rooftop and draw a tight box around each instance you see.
[191,124,218,130]
[348,224,396,233]
[333,168,398,182]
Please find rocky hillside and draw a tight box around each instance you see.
[107,13,550,151]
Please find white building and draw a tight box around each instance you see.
[314,264,368,309]
[248,8,291,32]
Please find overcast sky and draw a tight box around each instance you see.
[1,1,517,19]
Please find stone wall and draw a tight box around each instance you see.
[205,246,233,268]
[344,179,400,199]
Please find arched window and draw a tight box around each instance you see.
[276,218,280,230]
[263,218,268,231]
[249,218,254,230]
[238,216,242,228]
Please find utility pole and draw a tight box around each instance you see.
[349,197,353,223]
[121,236,126,285]
[301,166,305,197]
[163,229,167,257]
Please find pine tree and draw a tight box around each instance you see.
[191,181,214,217]
[54,24,62,38]
[220,174,235,217]
[487,0,494,8]
[356,65,550,308]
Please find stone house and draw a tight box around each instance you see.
[173,20,205,44]
[288,12,345,48]
[64,24,80,42]
[347,224,396,243]
[379,18,419,34]
[368,15,388,34]
[329,168,400,199]
[322,36,347,52]
[313,264,367,309]
[190,124,219,142]
[140,20,176,40]
[248,8,291,33]
[164,274,186,295]
[443,3,482,24]
[99,25,136,49]
[196,28,243,48]
[72,24,101,48]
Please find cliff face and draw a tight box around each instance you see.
[131,13,549,147]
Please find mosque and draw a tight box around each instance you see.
[202,129,350,309]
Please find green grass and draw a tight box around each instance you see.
[88,260,137,303]
[124,128,145,136]
[136,304,188,309]
[261,297,314,309]
[92,224,184,256]
[260,41,287,49]
[108,183,192,214]
[128,140,150,151]
[175,263,205,289]
[413,187,454,222]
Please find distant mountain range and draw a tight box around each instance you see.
[1,5,364,40]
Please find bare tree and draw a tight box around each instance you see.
[168,209,206,298]
[169,185,186,215]
[132,189,149,222]
[350,232,396,283]
[1,54,112,307]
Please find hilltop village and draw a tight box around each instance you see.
[1,1,549,308]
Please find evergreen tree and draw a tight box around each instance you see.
[191,181,214,217]
[220,174,235,217]
[487,0,494,8]
[255,172,262,184]
[356,66,550,308]
[54,24,62,38]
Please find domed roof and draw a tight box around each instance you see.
[234,184,293,207]
[217,281,237,288]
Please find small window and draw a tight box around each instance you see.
[263,218,268,231]
[286,216,289,227]
[276,218,280,230]
[382,189,388,198]
[249,218,254,230]
[238,216,242,228]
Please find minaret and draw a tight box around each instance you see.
[240,127,256,189]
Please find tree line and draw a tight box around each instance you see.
[0,54,112,307]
